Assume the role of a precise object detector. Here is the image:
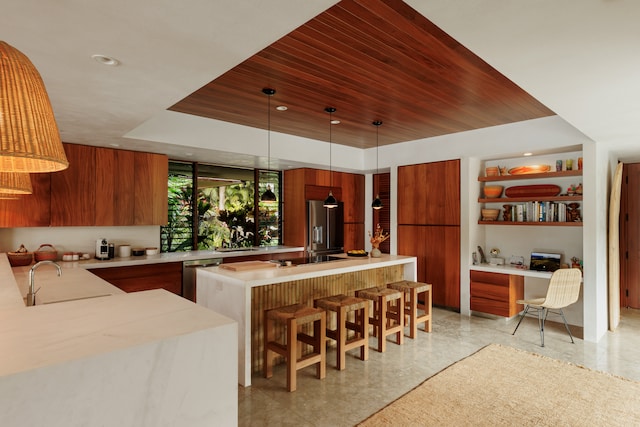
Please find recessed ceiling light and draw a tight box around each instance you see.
[276,105,288,111]
[109,143,120,147]
[331,120,341,125]
[185,152,193,157]
[92,54,120,66]
[523,152,533,156]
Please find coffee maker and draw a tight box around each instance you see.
[96,238,109,260]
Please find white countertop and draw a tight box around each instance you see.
[470,263,553,279]
[199,254,418,287]
[0,253,237,379]
[71,245,304,269]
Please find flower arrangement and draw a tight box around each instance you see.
[369,224,390,249]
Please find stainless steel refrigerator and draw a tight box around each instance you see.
[307,200,344,256]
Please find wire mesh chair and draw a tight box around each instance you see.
[512,268,582,347]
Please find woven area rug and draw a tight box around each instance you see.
[358,344,640,426]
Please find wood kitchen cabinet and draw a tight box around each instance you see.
[0,143,168,228]
[470,270,524,317]
[283,168,364,251]
[95,148,135,225]
[0,173,51,227]
[397,159,461,310]
[50,143,96,226]
[398,224,460,309]
[134,152,168,225]
[398,160,460,226]
[89,262,182,296]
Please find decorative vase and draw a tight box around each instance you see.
[371,248,382,258]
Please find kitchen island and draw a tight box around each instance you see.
[0,255,238,427]
[197,254,417,386]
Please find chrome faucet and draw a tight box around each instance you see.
[26,260,62,307]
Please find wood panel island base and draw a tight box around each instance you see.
[196,254,417,386]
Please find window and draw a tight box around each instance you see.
[161,162,281,252]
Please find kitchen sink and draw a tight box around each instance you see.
[24,293,113,306]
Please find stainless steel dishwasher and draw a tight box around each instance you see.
[182,258,222,302]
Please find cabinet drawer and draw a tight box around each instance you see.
[470,281,509,302]
[470,270,510,285]
[471,297,511,317]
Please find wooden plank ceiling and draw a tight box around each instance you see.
[170,0,554,149]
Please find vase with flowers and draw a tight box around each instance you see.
[369,224,390,258]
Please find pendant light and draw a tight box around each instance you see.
[260,88,277,203]
[0,41,69,172]
[323,107,338,209]
[0,172,32,195]
[371,120,383,210]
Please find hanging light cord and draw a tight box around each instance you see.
[329,109,333,191]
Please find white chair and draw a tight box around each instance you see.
[512,268,582,347]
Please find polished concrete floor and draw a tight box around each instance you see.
[238,307,640,426]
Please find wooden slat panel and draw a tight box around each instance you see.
[250,264,404,373]
[169,0,553,150]
[373,172,391,253]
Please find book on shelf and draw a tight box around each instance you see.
[506,201,569,222]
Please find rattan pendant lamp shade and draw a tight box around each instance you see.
[0,41,68,173]
[0,171,32,194]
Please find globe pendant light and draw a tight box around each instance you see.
[371,120,383,210]
[0,41,69,172]
[260,88,277,203]
[323,107,338,209]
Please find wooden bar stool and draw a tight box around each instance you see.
[356,286,404,352]
[263,304,326,392]
[387,280,433,339]
[314,294,369,370]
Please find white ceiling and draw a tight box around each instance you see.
[3,0,640,169]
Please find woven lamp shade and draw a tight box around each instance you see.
[0,41,68,173]
[0,171,32,194]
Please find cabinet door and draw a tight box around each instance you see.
[95,148,135,225]
[283,169,306,247]
[398,224,460,309]
[134,152,168,225]
[50,143,96,226]
[337,172,365,223]
[398,160,460,225]
[89,262,182,295]
[0,173,51,227]
[344,223,365,252]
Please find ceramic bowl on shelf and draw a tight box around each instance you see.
[481,209,500,221]
[485,166,499,177]
[483,185,504,198]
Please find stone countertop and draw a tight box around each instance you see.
[0,254,236,378]
[198,254,418,288]
[72,245,304,269]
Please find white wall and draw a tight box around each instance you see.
[0,226,160,258]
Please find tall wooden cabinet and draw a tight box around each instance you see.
[283,168,364,252]
[0,143,168,227]
[397,159,461,310]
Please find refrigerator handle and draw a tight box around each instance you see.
[313,226,323,244]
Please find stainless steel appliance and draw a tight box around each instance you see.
[307,200,343,256]
[182,258,222,302]
[95,238,109,260]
